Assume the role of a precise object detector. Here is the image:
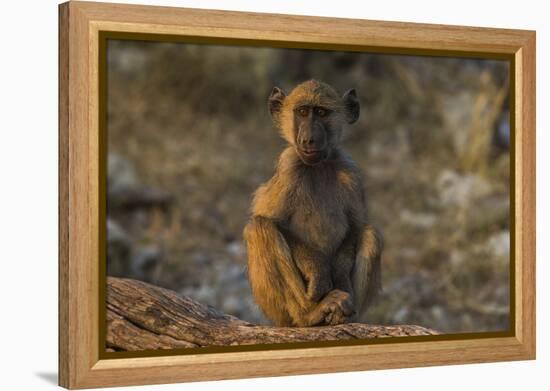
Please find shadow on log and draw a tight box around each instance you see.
[106,277,439,351]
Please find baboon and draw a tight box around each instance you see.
[243,80,382,327]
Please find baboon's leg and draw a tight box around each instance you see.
[244,216,352,326]
[244,216,304,326]
[286,236,332,302]
[352,225,383,318]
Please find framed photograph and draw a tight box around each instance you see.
[59,1,535,389]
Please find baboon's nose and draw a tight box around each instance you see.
[301,137,315,147]
[298,132,315,147]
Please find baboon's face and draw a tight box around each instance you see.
[268,80,360,166]
[292,104,332,165]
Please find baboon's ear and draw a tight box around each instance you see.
[342,88,360,124]
[268,87,286,119]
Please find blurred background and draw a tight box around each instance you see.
[106,39,510,334]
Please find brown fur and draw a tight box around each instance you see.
[244,80,382,327]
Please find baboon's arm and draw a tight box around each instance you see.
[352,225,383,316]
[331,232,356,295]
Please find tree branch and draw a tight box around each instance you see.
[106,277,438,351]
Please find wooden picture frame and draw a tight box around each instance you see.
[59,1,536,389]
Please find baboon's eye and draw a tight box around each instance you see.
[315,107,328,117]
[297,107,309,117]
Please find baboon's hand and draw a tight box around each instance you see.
[322,290,354,326]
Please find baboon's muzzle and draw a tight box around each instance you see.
[296,124,328,165]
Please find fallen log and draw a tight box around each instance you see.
[106,277,438,351]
